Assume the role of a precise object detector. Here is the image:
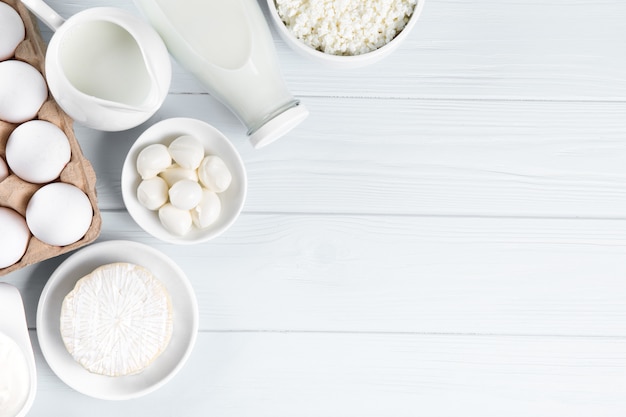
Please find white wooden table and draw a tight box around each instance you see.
[5,0,626,415]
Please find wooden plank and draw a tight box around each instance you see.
[38,0,626,100]
[28,331,626,416]
[74,95,626,217]
[7,212,626,336]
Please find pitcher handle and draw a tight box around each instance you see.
[21,0,65,31]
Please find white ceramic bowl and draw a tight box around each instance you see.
[0,284,37,417]
[266,0,425,69]
[36,240,199,400]
[121,118,247,244]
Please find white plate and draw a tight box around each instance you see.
[36,240,199,400]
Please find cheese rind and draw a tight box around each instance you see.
[60,262,173,377]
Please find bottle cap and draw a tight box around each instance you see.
[248,103,309,149]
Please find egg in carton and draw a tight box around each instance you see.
[0,0,101,276]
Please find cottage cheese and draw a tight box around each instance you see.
[275,0,417,56]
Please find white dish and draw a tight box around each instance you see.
[121,117,247,244]
[0,284,37,417]
[266,0,425,69]
[36,240,199,400]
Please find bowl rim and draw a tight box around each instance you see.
[36,240,199,400]
[121,117,247,244]
[266,0,425,67]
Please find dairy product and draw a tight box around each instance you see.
[191,189,221,228]
[0,332,30,417]
[136,144,172,180]
[168,135,204,170]
[137,176,169,210]
[276,0,417,56]
[59,20,153,107]
[135,136,234,235]
[60,263,173,376]
[198,155,232,193]
[134,0,308,148]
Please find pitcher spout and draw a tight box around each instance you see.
[97,77,164,114]
[42,7,171,131]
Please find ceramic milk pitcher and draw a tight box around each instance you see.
[21,0,172,131]
[134,0,308,148]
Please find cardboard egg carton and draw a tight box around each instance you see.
[0,0,101,276]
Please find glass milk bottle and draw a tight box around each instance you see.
[134,0,308,148]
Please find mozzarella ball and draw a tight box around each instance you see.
[6,120,71,183]
[168,135,204,169]
[0,157,8,182]
[136,144,171,179]
[198,155,232,192]
[191,189,221,229]
[159,164,198,187]
[26,183,93,246]
[168,179,202,210]
[0,3,25,60]
[137,177,168,210]
[0,60,47,123]
[158,203,192,236]
[0,207,30,269]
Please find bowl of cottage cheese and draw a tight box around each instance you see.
[267,0,424,68]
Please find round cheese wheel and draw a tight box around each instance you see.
[60,263,173,376]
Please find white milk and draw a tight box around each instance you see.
[0,333,30,417]
[134,0,306,146]
[59,20,152,106]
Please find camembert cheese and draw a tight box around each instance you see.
[60,262,173,377]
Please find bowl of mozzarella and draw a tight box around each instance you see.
[121,118,247,244]
[266,0,425,68]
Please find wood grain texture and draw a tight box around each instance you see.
[27,331,626,417]
[38,0,626,100]
[6,212,626,336]
[75,95,626,217]
[10,0,626,415]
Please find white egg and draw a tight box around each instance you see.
[159,164,198,187]
[26,183,93,246]
[6,120,71,183]
[0,60,47,123]
[168,135,204,169]
[136,144,172,179]
[198,155,232,192]
[168,179,202,210]
[0,207,30,269]
[0,3,25,61]
[0,157,8,182]
[191,189,221,229]
[158,203,192,236]
[137,177,168,210]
